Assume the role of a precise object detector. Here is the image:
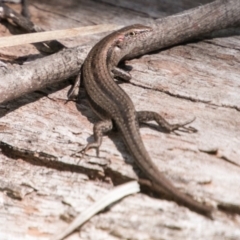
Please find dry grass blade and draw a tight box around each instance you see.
[52,181,140,240]
[0,24,121,48]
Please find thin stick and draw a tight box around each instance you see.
[0,24,121,48]
[52,181,140,240]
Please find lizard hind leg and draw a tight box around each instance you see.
[137,111,197,134]
[80,119,113,157]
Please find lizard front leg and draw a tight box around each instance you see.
[81,119,113,156]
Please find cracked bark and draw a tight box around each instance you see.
[0,0,240,240]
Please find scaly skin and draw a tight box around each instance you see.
[81,24,213,217]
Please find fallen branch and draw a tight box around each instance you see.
[0,0,239,104]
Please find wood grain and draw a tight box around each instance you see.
[0,0,240,239]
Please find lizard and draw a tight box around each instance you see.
[77,24,213,217]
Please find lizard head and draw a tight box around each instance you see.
[111,24,153,61]
[114,24,153,48]
[104,24,153,65]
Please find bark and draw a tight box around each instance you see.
[0,0,240,103]
[0,0,240,239]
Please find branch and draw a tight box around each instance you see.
[0,0,239,104]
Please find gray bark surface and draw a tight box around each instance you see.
[0,0,240,239]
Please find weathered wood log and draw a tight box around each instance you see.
[0,0,240,239]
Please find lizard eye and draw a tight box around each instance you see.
[125,31,135,37]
